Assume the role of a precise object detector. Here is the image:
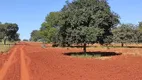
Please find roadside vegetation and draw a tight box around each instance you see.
[0,22,20,53]
[0,43,13,53]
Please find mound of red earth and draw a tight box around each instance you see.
[0,42,142,80]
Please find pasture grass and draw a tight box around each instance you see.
[71,53,101,58]
[0,41,16,54]
[65,51,122,60]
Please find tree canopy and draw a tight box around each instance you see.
[0,22,20,44]
[39,12,60,43]
[112,23,142,47]
[30,30,42,42]
[112,24,136,47]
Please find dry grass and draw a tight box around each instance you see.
[0,42,15,54]
[0,45,11,53]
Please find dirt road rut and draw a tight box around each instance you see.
[0,44,30,80]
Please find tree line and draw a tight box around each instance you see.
[112,23,142,47]
[0,22,20,45]
[30,0,142,52]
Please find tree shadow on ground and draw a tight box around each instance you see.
[123,46,142,48]
[64,51,122,57]
[69,46,97,48]
[111,46,142,48]
[70,45,142,49]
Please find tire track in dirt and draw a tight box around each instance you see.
[0,47,17,80]
[20,45,30,80]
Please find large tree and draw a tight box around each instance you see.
[112,24,137,47]
[6,23,19,40]
[57,0,119,53]
[30,30,42,42]
[0,22,19,44]
[40,12,60,43]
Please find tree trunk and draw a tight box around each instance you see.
[121,43,124,47]
[4,39,6,45]
[83,43,87,53]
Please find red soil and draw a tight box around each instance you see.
[0,42,142,80]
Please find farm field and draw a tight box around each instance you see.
[0,42,142,80]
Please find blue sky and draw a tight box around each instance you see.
[0,0,142,40]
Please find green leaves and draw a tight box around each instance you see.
[138,22,142,32]
[0,22,19,44]
[112,23,142,46]
[57,0,119,46]
[30,30,42,42]
[38,12,60,43]
[6,23,19,40]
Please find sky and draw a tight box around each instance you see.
[0,0,142,40]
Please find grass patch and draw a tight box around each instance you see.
[71,53,101,58]
[0,42,16,54]
[64,52,122,59]
[0,45,11,53]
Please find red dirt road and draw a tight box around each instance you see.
[20,46,29,80]
[0,43,29,80]
[0,47,17,80]
[0,42,142,80]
